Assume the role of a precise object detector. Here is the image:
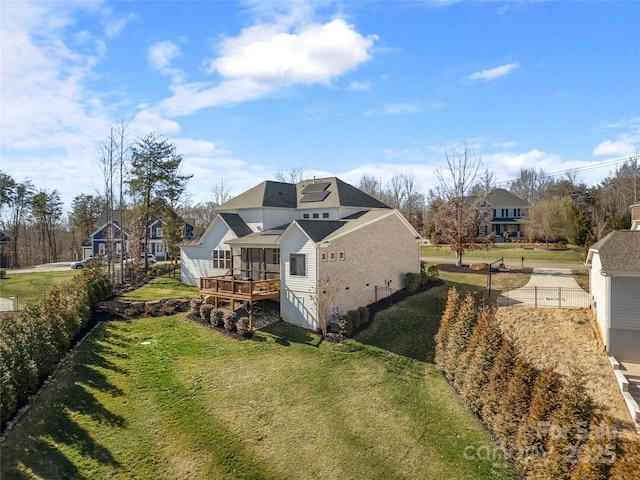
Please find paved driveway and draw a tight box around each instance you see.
[498,268,590,308]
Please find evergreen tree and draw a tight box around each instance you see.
[481,337,518,424]
[459,306,503,414]
[442,292,477,383]
[434,286,461,373]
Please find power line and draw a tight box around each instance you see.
[495,154,638,187]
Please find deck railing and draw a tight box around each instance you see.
[199,276,280,299]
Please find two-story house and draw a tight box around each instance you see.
[478,188,530,240]
[83,210,190,260]
[180,177,422,331]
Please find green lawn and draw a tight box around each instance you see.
[1,304,517,479]
[116,271,199,301]
[421,242,585,264]
[0,270,80,310]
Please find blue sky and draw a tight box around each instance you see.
[1,0,639,210]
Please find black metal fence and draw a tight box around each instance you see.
[497,287,590,309]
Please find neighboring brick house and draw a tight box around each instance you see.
[478,188,530,240]
[585,206,640,362]
[180,177,421,331]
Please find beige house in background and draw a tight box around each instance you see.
[478,188,530,241]
[181,177,421,330]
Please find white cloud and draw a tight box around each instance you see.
[148,40,181,71]
[157,18,376,116]
[0,2,111,150]
[348,80,371,91]
[365,102,421,116]
[469,62,519,82]
[131,109,181,135]
[592,140,636,156]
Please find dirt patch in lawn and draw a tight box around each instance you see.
[495,307,636,440]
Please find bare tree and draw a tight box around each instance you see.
[210,178,233,205]
[433,146,488,266]
[312,275,340,337]
[273,166,308,184]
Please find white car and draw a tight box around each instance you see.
[70,257,98,269]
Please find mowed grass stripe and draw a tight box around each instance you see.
[1,314,516,479]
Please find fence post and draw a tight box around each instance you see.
[558,287,561,308]
[534,286,537,308]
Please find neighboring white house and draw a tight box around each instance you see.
[180,177,421,330]
[585,208,640,362]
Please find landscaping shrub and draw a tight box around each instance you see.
[0,264,112,428]
[458,307,503,414]
[433,287,619,479]
[235,317,249,336]
[210,309,224,328]
[190,298,202,318]
[223,311,236,331]
[441,292,477,382]
[403,272,422,293]
[434,286,461,373]
[0,269,6,279]
[338,307,370,337]
[200,304,214,323]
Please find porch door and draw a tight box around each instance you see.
[249,248,262,280]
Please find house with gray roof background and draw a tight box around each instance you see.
[180,177,421,331]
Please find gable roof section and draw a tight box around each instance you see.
[587,230,640,276]
[219,213,252,237]
[218,181,297,210]
[296,177,390,209]
[296,220,347,242]
[485,189,530,208]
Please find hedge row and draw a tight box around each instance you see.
[434,287,632,479]
[1,265,112,427]
[404,262,439,293]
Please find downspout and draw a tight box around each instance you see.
[604,273,611,352]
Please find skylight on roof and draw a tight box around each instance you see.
[300,190,331,203]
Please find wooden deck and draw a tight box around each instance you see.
[199,276,280,330]
[200,276,280,301]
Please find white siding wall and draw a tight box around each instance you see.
[589,253,609,348]
[263,208,297,230]
[279,227,318,330]
[180,220,235,286]
[611,277,640,329]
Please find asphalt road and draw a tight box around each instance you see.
[3,262,74,274]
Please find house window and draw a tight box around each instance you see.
[322,212,329,219]
[502,208,508,217]
[156,227,163,237]
[303,213,310,219]
[321,252,327,262]
[493,209,497,218]
[339,251,345,260]
[312,213,319,219]
[213,249,231,269]
[330,252,336,261]
[272,249,280,264]
[290,254,306,276]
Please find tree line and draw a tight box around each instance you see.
[1,140,638,268]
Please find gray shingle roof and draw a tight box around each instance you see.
[485,189,530,208]
[296,177,390,209]
[219,181,297,210]
[296,220,347,242]
[219,213,252,237]
[590,230,640,274]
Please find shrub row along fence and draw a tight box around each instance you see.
[0,265,112,429]
[435,286,639,479]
